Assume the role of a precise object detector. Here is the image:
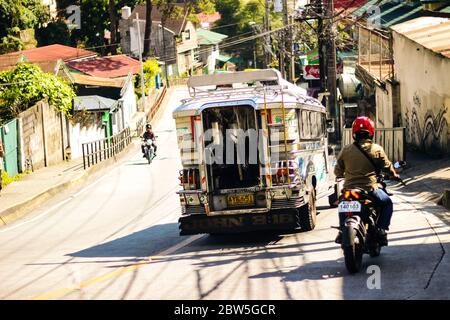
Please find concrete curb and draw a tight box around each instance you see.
[0,138,140,227]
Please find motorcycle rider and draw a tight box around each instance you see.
[334,116,400,246]
[142,124,157,157]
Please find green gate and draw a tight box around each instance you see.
[1,119,19,176]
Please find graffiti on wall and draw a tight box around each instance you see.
[405,92,448,155]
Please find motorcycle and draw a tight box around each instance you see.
[336,161,406,274]
[142,139,155,164]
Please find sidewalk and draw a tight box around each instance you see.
[395,151,450,224]
[401,151,450,203]
[0,140,139,226]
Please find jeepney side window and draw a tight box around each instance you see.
[321,114,326,137]
[310,112,319,138]
[301,110,311,139]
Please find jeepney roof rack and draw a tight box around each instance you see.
[186,69,286,99]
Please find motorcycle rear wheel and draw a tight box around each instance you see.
[342,226,363,273]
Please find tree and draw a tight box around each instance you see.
[143,0,153,58]
[56,0,141,53]
[36,21,71,47]
[0,0,50,53]
[213,0,241,36]
[108,0,119,54]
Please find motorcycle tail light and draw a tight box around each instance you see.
[344,191,351,199]
[351,191,360,199]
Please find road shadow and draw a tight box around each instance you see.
[69,223,180,258]
[247,240,450,299]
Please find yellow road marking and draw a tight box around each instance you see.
[32,234,205,300]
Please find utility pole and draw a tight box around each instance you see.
[160,23,170,88]
[264,0,271,68]
[316,0,338,141]
[280,0,289,80]
[281,0,295,82]
[290,13,296,83]
[324,0,338,141]
[135,13,146,111]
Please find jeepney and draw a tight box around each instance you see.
[173,69,337,235]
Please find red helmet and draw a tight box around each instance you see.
[352,116,375,138]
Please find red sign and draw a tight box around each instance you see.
[303,65,320,80]
[303,63,344,80]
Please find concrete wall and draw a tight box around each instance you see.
[119,80,137,130]
[18,101,65,171]
[375,81,401,128]
[69,113,105,159]
[393,32,450,155]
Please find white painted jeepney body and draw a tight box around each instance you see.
[173,70,336,234]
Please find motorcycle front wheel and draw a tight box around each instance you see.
[342,225,364,273]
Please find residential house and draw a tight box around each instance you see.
[69,73,136,159]
[352,0,450,128]
[42,0,58,18]
[197,12,221,30]
[196,28,228,74]
[391,16,450,155]
[119,4,199,77]
[67,55,140,136]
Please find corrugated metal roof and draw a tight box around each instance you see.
[67,55,140,78]
[196,28,228,46]
[0,44,96,63]
[440,5,450,12]
[391,16,450,58]
[74,96,118,112]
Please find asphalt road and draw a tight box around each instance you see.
[0,87,449,300]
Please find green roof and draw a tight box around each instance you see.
[196,28,228,46]
[216,54,232,62]
[440,5,450,13]
[351,0,426,28]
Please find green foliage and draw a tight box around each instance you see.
[1,170,24,187]
[0,64,76,122]
[143,58,160,89]
[0,0,49,52]
[56,0,140,52]
[0,33,23,54]
[143,59,160,77]
[36,21,72,47]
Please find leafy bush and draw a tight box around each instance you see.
[0,63,76,123]
[1,170,23,187]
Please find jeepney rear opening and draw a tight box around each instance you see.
[202,105,260,191]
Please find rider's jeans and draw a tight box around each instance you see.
[339,188,393,230]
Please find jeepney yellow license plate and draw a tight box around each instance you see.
[227,194,255,206]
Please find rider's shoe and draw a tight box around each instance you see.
[335,231,342,244]
[377,229,388,246]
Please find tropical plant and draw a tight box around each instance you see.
[0,64,76,122]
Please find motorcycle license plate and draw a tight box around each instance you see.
[227,194,255,206]
[338,201,361,213]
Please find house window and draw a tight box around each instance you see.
[184,30,191,41]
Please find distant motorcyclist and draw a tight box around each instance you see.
[334,116,400,245]
[142,124,157,157]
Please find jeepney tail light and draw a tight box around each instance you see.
[179,169,200,190]
[274,161,296,185]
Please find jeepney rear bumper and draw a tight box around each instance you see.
[179,209,300,235]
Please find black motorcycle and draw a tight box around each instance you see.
[337,165,406,273]
[142,139,155,164]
